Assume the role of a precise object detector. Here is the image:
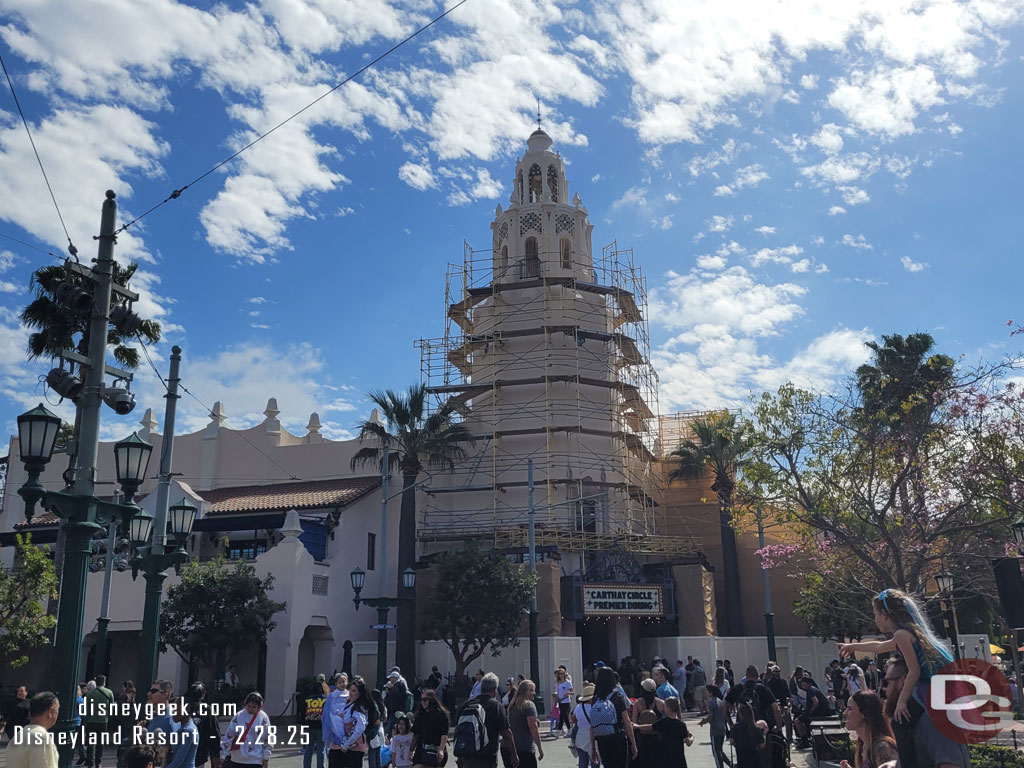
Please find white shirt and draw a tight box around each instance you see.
[6,725,59,768]
[571,703,592,751]
[556,680,573,704]
[470,680,482,698]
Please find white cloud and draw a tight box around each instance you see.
[337,206,356,217]
[708,215,734,232]
[790,258,811,273]
[664,192,680,202]
[901,255,928,272]
[651,265,806,338]
[656,215,674,230]
[812,236,825,246]
[714,163,770,196]
[613,186,648,208]
[685,138,747,177]
[842,234,874,250]
[815,263,829,273]
[470,168,503,199]
[696,254,728,270]
[828,205,847,216]
[754,225,776,235]
[810,123,844,154]
[801,153,882,185]
[838,186,870,205]
[750,244,803,266]
[650,263,871,411]
[398,160,436,191]
[800,74,819,90]
[828,66,945,138]
[248,296,267,304]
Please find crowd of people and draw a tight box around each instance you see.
[0,588,992,768]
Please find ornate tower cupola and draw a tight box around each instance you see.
[490,129,594,283]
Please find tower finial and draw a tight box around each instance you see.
[536,97,542,129]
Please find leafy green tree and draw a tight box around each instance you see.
[0,534,58,668]
[743,334,1017,637]
[350,383,472,679]
[668,410,750,635]
[421,541,537,679]
[159,556,285,668]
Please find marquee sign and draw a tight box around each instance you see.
[582,583,664,617]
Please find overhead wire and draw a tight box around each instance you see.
[112,0,471,237]
[0,52,79,261]
[0,231,63,260]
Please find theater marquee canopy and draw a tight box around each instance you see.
[582,583,664,617]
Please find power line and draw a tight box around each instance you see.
[112,0,471,237]
[0,231,63,260]
[136,333,169,393]
[0,52,79,261]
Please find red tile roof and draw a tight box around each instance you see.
[11,476,381,526]
[200,476,381,515]
[14,510,60,528]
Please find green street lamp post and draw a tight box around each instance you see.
[131,496,196,688]
[351,566,416,689]
[16,409,153,768]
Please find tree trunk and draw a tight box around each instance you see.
[396,471,418,681]
[717,487,745,636]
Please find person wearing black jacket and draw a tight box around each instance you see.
[187,683,221,768]
[4,686,30,741]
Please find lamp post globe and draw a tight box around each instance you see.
[113,431,154,503]
[16,403,63,519]
[18,403,62,463]
[168,498,197,540]
[936,572,954,594]
[402,567,416,590]
[351,566,366,594]
[129,509,154,547]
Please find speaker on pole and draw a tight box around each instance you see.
[991,558,1024,628]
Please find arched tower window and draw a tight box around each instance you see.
[500,244,508,272]
[524,237,539,278]
[528,164,542,203]
[547,165,559,203]
[517,171,524,203]
[560,238,571,269]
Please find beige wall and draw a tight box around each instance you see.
[656,461,807,637]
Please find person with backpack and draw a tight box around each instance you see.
[730,703,766,768]
[412,690,450,768]
[386,672,411,738]
[453,673,517,768]
[588,666,637,768]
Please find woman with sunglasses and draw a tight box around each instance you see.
[410,690,449,768]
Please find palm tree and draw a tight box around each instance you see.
[350,384,473,678]
[669,411,750,636]
[20,262,161,368]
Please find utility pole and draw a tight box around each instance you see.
[380,446,389,594]
[527,459,543,714]
[47,191,118,768]
[756,509,777,663]
[137,345,182,689]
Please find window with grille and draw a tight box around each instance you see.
[560,238,572,269]
[524,237,540,278]
[312,575,329,596]
[528,164,542,202]
[547,166,559,202]
[520,212,542,235]
[556,213,575,235]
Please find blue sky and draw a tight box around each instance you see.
[0,0,1022,449]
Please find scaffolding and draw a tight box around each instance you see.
[416,240,663,553]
